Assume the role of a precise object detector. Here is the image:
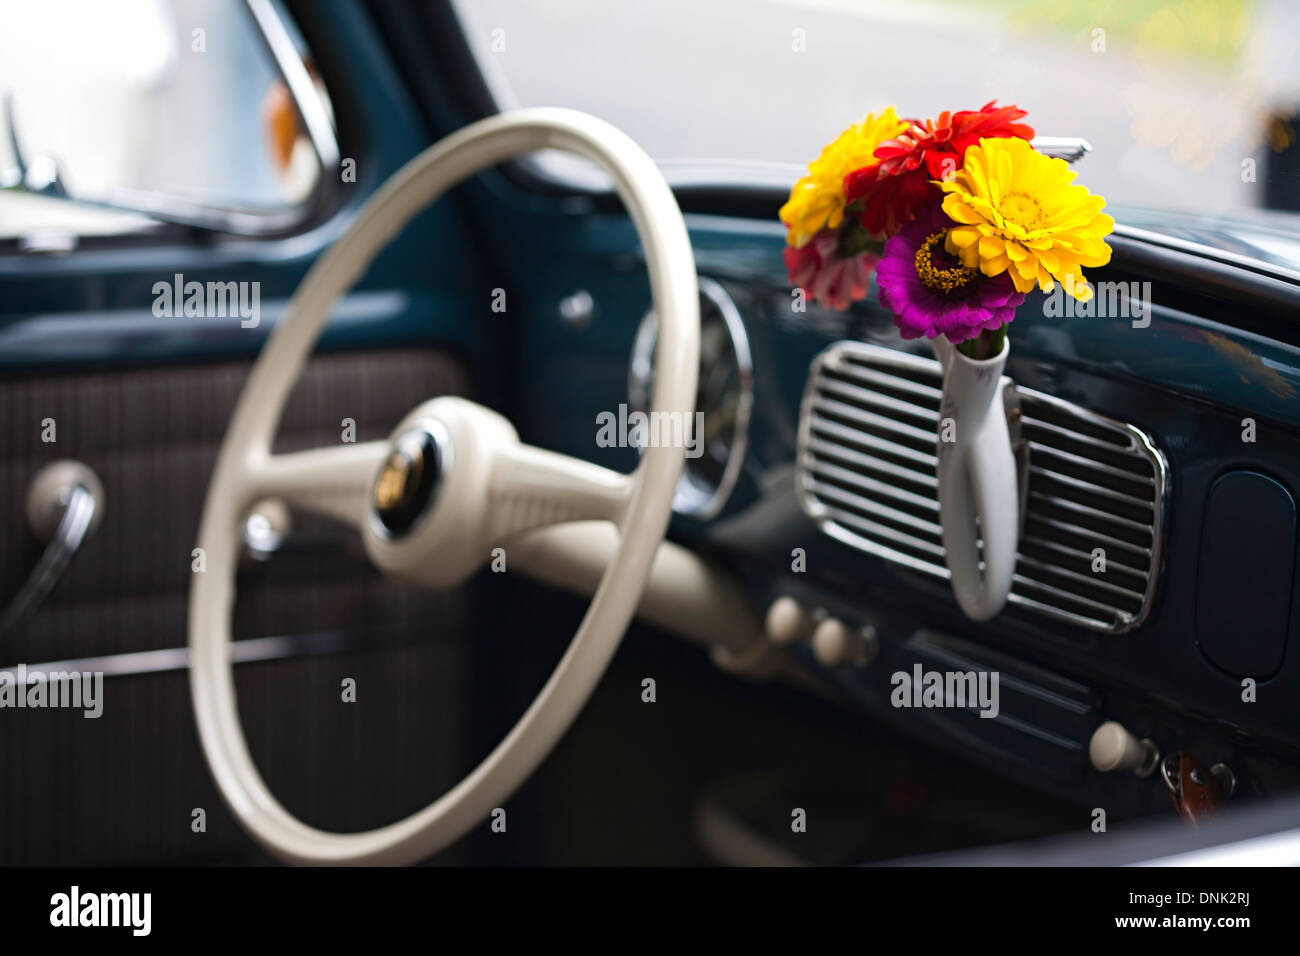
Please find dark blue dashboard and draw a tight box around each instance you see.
[478,177,1300,813]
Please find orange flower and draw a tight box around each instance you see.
[845,101,1034,236]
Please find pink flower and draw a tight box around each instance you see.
[784,228,877,311]
[875,203,1025,343]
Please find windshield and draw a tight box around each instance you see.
[451,0,1300,228]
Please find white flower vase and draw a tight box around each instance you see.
[930,335,1019,621]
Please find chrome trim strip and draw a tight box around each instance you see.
[796,340,1169,634]
[1026,515,1153,558]
[1020,415,1132,451]
[1113,222,1300,287]
[1010,573,1136,618]
[832,362,943,401]
[0,628,407,680]
[1028,464,1154,509]
[809,416,937,467]
[807,479,943,534]
[806,460,939,512]
[819,508,947,564]
[818,377,938,423]
[1020,536,1148,579]
[1014,555,1147,602]
[1026,491,1154,534]
[245,0,340,173]
[810,397,935,444]
[806,437,938,488]
[1026,441,1156,485]
[228,0,341,234]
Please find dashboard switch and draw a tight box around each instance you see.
[1089,721,1158,776]
[811,618,878,668]
[765,597,813,645]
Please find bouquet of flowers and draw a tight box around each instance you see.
[779,102,1115,360]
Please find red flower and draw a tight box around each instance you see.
[845,101,1034,236]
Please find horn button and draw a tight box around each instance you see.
[372,422,448,537]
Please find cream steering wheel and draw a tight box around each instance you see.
[188,109,699,865]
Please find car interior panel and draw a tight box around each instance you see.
[2,0,1300,897]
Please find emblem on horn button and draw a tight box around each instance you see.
[373,423,446,537]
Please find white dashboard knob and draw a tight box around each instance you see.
[1089,721,1157,775]
[811,618,878,668]
[765,597,813,645]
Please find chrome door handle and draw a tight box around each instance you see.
[1,462,103,638]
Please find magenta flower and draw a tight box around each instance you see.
[784,228,877,311]
[875,203,1025,343]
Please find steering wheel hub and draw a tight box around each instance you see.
[373,421,449,538]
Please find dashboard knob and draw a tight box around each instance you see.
[811,618,878,668]
[1089,721,1158,776]
[765,597,813,645]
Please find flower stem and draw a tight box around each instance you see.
[955,324,1007,361]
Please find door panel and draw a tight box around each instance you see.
[0,349,481,864]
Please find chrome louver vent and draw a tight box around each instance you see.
[796,341,1167,633]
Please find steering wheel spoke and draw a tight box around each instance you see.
[244,442,388,530]
[488,441,633,539]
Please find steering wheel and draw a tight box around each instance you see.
[188,109,699,865]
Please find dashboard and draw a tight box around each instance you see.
[517,208,1300,820]
[11,156,1296,839]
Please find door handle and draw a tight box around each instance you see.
[0,461,103,638]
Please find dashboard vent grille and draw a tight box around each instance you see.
[796,341,1167,633]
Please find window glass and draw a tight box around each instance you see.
[0,0,333,240]
[451,0,1300,225]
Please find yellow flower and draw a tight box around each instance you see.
[938,137,1114,301]
[780,108,908,247]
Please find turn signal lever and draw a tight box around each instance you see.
[0,460,103,638]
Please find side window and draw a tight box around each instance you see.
[0,0,337,245]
